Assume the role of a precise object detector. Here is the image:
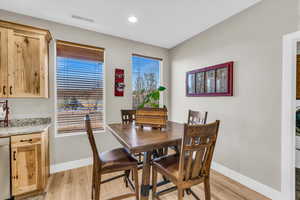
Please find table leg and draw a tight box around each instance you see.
[141,151,152,200]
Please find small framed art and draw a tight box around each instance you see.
[187,73,196,94]
[196,72,205,94]
[186,61,233,97]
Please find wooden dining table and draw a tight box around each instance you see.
[107,121,184,200]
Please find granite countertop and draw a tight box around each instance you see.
[0,117,51,138]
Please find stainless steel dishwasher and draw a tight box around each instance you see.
[0,137,11,200]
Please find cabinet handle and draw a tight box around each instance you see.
[9,86,12,95]
[2,86,6,95]
[20,139,33,142]
[13,151,16,161]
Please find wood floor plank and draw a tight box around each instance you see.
[43,165,270,200]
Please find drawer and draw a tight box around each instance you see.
[11,133,41,147]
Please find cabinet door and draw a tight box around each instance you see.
[41,129,49,188]
[0,27,8,97]
[11,141,42,196]
[7,29,48,98]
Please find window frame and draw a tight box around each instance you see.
[131,54,163,109]
[53,40,106,138]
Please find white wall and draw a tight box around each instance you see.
[0,9,170,165]
[169,0,297,191]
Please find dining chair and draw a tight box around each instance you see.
[121,109,136,124]
[170,110,208,156]
[187,109,208,125]
[85,115,139,200]
[152,120,220,200]
[120,109,144,164]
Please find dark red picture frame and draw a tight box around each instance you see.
[115,68,125,96]
[186,61,234,97]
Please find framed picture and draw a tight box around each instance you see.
[115,68,125,96]
[187,73,195,94]
[196,72,205,94]
[205,70,215,93]
[186,61,233,97]
[216,67,228,93]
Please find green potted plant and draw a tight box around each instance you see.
[136,86,168,129]
[138,86,166,108]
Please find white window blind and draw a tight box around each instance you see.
[56,41,104,134]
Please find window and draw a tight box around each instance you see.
[56,41,104,135]
[132,54,161,108]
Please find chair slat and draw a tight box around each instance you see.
[184,139,195,180]
[191,148,205,179]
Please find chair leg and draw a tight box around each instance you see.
[152,167,158,200]
[178,188,184,200]
[92,166,95,200]
[133,167,140,200]
[124,170,130,187]
[204,176,211,200]
[94,173,101,200]
[92,165,97,200]
[131,169,135,181]
[186,188,192,195]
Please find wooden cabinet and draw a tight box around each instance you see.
[0,20,51,98]
[10,130,49,197]
[0,27,8,97]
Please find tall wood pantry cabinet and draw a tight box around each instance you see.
[0,20,51,98]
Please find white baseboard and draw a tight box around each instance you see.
[50,157,92,174]
[211,162,282,200]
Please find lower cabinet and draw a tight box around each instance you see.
[10,129,49,197]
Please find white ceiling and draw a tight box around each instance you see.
[0,0,261,48]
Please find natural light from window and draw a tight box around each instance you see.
[132,55,161,109]
[56,41,104,135]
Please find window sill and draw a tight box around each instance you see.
[55,130,106,138]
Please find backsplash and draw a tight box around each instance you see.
[2,117,51,128]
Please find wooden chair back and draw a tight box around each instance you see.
[85,115,101,167]
[178,120,220,182]
[187,110,207,125]
[121,109,136,124]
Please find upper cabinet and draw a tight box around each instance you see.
[0,20,51,98]
[0,28,8,97]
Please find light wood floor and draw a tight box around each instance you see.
[43,165,270,200]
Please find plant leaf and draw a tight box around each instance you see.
[151,91,160,100]
[158,86,166,91]
[150,103,159,108]
[138,103,145,108]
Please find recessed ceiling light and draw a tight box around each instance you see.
[128,15,138,24]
